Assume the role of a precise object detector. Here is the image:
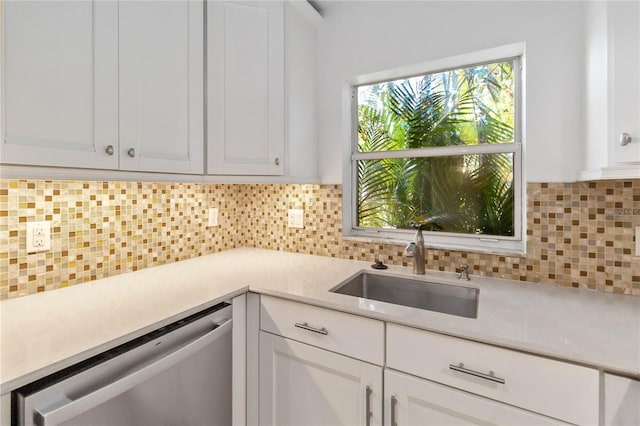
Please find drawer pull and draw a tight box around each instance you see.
[294,322,328,335]
[365,386,372,426]
[449,363,506,384]
[390,395,398,426]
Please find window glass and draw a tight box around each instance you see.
[357,153,514,236]
[353,58,520,242]
[357,60,515,151]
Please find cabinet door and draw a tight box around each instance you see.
[605,374,640,425]
[385,370,568,426]
[1,0,118,169]
[610,0,640,164]
[1,393,9,426]
[207,1,284,175]
[259,331,382,426]
[119,0,204,174]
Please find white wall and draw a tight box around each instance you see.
[316,1,585,183]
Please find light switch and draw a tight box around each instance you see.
[208,208,219,227]
[26,221,51,253]
[288,209,304,229]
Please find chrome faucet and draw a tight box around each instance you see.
[404,225,425,275]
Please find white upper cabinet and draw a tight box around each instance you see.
[283,1,320,181]
[609,1,640,166]
[207,1,285,175]
[1,1,118,169]
[2,0,318,179]
[582,0,640,180]
[119,0,204,174]
[1,0,203,175]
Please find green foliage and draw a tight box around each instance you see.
[356,61,516,236]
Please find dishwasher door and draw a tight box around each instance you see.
[14,303,232,426]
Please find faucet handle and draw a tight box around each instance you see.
[404,242,416,258]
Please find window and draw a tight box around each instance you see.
[350,56,523,254]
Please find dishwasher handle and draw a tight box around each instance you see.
[35,318,232,426]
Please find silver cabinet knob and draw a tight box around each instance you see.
[127,148,136,158]
[620,133,632,146]
[105,145,114,156]
[275,157,280,166]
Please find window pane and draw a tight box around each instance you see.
[356,153,515,236]
[357,60,515,152]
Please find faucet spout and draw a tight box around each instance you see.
[404,225,425,275]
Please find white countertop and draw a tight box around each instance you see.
[2,248,639,394]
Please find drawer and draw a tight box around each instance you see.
[604,373,640,425]
[260,295,384,365]
[387,323,599,425]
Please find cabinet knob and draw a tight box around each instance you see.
[274,157,280,166]
[105,145,114,156]
[127,148,136,158]
[620,133,632,146]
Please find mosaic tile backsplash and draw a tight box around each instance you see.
[1,179,638,299]
[0,181,240,299]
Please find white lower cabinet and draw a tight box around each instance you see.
[604,374,640,425]
[385,369,568,426]
[254,296,603,426]
[387,323,599,425]
[1,393,9,426]
[258,331,382,426]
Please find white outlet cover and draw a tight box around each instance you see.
[288,209,304,229]
[208,207,219,227]
[26,221,51,253]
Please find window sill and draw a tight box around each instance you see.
[342,231,526,257]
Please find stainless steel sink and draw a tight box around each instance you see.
[330,272,479,318]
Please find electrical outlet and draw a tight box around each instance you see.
[26,221,51,253]
[288,209,304,229]
[208,208,219,227]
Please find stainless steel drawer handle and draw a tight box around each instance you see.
[390,395,398,426]
[449,363,506,384]
[294,322,328,335]
[365,386,372,426]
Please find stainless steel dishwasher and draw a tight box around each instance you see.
[13,302,232,426]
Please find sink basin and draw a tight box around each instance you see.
[330,272,479,318]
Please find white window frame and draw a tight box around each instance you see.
[343,44,526,255]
